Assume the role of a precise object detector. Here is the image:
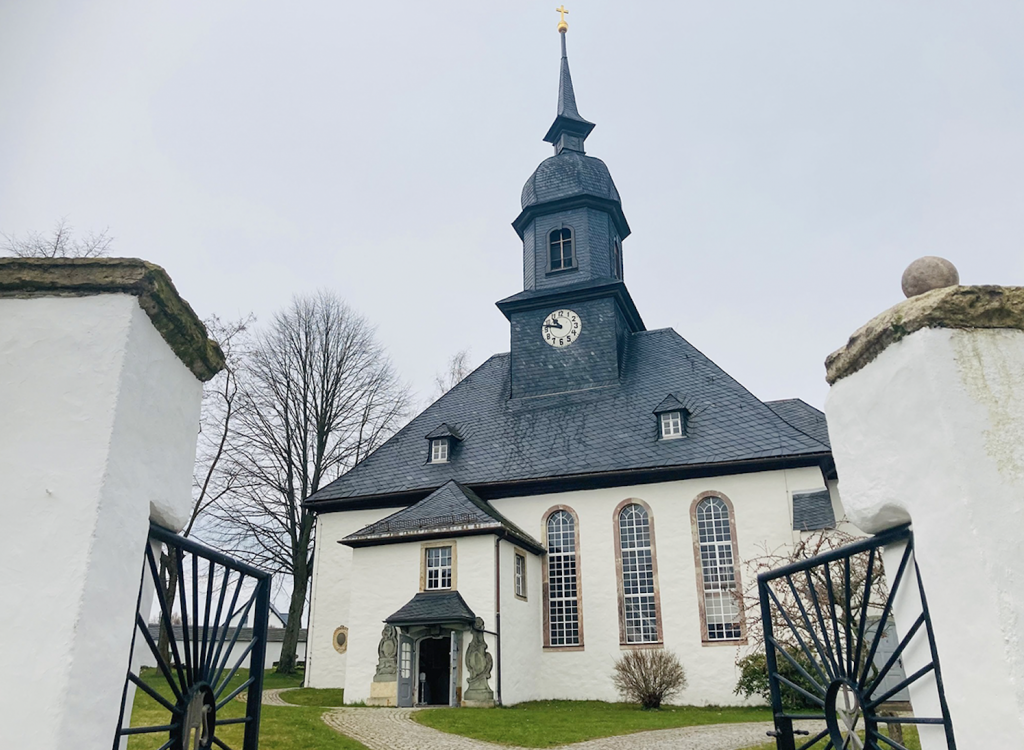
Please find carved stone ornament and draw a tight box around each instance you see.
[332,626,349,654]
[463,617,493,702]
[373,624,398,682]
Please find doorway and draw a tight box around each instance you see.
[417,637,450,706]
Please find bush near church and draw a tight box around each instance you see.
[612,649,687,710]
[734,652,820,709]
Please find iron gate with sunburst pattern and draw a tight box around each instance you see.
[758,524,956,750]
[112,522,271,750]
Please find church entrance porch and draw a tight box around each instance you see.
[396,627,461,708]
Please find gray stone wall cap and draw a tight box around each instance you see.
[826,285,1024,385]
[0,257,225,381]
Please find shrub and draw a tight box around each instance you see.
[612,649,687,710]
[734,651,819,709]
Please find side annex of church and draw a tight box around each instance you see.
[303,23,840,708]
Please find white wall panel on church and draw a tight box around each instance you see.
[492,466,828,706]
[306,507,400,689]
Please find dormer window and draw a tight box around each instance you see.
[430,438,449,463]
[549,227,575,272]
[425,423,463,464]
[660,411,684,439]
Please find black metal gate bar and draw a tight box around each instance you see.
[113,521,271,750]
[758,524,956,750]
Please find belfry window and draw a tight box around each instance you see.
[613,238,623,279]
[693,495,743,641]
[549,227,575,271]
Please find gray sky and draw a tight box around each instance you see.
[3,1,1023,409]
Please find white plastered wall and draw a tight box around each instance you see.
[0,295,203,749]
[826,326,1024,745]
[490,466,828,706]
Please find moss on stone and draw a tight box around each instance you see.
[826,285,1024,385]
[0,257,225,381]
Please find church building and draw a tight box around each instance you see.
[303,21,839,708]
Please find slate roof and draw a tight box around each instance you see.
[521,150,620,209]
[386,591,477,626]
[792,490,837,531]
[308,328,831,509]
[343,480,544,554]
[766,398,831,448]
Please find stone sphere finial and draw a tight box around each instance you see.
[901,256,960,298]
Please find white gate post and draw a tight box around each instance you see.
[0,259,224,750]
[824,259,1024,746]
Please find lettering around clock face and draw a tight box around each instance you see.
[542,309,582,348]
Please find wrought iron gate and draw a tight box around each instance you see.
[758,524,956,750]
[113,522,271,750]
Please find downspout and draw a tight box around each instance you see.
[493,535,502,706]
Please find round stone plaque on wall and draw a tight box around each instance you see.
[333,626,349,654]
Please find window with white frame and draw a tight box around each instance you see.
[660,411,684,439]
[430,438,449,463]
[618,503,659,643]
[514,552,527,599]
[546,510,580,646]
[695,497,742,640]
[425,546,452,590]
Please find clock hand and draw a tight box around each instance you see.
[544,320,564,329]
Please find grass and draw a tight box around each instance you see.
[280,688,347,707]
[126,667,368,750]
[742,726,921,750]
[414,700,774,747]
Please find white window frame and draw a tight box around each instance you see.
[545,508,581,647]
[430,438,449,463]
[660,411,683,439]
[695,496,742,641]
[514,551,527,600]
[617,503,660,644]
[425,545,453,590]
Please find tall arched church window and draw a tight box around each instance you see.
[549,227,575,272]
[615,501,662,644]
[691,494,744,642]
[544,507,583,647]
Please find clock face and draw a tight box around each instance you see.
[542,309,582,348]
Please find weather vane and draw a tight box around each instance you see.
[556,5,568,34]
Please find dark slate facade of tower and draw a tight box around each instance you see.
[500,31,644,399]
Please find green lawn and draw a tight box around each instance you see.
[742,725,921,750]
[415,701,774,748]
[126,668,367,750]
[280,688,346,707]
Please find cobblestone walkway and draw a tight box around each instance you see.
[235,687,297,706]
[320,707,819,750]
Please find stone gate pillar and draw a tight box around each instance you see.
[0,259,224,749]
[824,259,1024,746]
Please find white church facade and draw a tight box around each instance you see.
[303,27,841,708]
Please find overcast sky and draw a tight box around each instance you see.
[3,1,1023,410]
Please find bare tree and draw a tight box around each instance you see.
[432,349,471,400]
[156,315,252,664]
[1,217,112,258]
[212,291,410,674]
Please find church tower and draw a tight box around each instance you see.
[497,19,644,399]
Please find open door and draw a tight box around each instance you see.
[449,630,461,707]
[397,632,414,707]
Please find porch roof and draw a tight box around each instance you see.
[385,591,477,627]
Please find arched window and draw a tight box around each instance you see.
[544,507,582,647]
[613,238,623,279]
[615,501,662,644]
[692,494,744,642]
[549,227,574,271]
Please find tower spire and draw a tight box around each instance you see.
[543,8,595,154]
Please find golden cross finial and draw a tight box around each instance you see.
[556,5,569,33]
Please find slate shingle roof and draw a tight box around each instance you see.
[521,151,620,209]
[343,480,544,554]
[308,328,831,509]
[766,398,831,448]
[792,490,837,531]
[385,591,477,626]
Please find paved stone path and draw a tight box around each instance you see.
[320,706,821,750]
[235,687,297,706]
